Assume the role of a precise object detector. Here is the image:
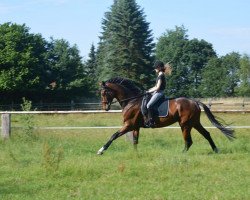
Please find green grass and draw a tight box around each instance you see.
[0,113,249,199]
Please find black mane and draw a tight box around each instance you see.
[105,77,142,94]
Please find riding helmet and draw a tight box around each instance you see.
[153,60,164,69]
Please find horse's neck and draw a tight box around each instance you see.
[108,83,134,103]
[115,87,132,101]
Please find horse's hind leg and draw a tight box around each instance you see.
[132,129,140,151]
[180,125,193,152]
[194,122,218,153]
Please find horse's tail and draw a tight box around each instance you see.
[197,101,235,140]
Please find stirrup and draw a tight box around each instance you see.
[144,119,156,128]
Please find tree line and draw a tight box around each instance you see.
[0,23,95,104]
[0,0,250,105]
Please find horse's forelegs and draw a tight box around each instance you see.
[97,131,120,155]
[97,126,131,155]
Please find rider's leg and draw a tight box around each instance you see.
[146,92,164,127]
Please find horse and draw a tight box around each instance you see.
[97,77,234,155]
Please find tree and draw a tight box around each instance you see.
[84,44,98,94]
[182,38,216,96]
[199,53,240,97]
[236,54,250,96]
[96,0,155,87]
[0,22,48,93]
[220,52,240,96]
[199,58,226,97]
[155,25,216,97]
[46,38,87,99]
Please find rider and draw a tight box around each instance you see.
[145,60,169,128]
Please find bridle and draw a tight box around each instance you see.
[101,87,114,110]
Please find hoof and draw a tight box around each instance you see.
[97,147,104,155]
[213,148,219,153]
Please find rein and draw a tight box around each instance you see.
[102,92,146,105]
[111,93,146,105]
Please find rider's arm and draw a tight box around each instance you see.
[147,79,162,93]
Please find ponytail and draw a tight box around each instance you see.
[164,63,172,75]
[154,60,172,75]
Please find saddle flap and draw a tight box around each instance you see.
[155,98,169,117]
[141,94,169,117]
[141,93,151,116]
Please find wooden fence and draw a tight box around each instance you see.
[202,97,250,110]
[0,110,122,139]
[1,101,250,139]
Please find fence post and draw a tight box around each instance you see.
[71,100,75,110]
[208,98,212,109]
[1,114,11,139]
[125,131,134,144]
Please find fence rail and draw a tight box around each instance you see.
[0,109,250,115]
[1,97,250,111]
[0,102,103,111]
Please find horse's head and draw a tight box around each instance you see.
[100,81,115,111]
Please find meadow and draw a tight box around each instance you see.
[0,112,249,200]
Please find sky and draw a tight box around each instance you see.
[1,0,250,60]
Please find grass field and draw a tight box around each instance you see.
[0,113,249,199]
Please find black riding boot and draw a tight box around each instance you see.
[145,108,156,128]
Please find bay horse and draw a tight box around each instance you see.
[97,77,234,155]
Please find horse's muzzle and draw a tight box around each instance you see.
[105,103,111,111]
[102,101,111,111]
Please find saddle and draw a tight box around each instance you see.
[141,93,169,118]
